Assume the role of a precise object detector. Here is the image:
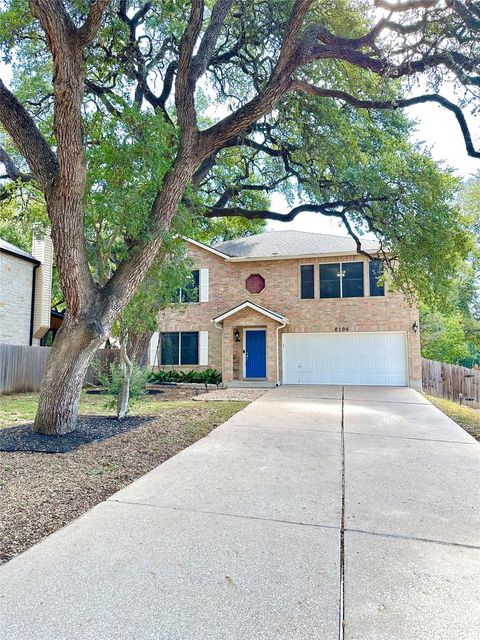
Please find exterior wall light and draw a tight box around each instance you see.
[412,321,418,333]
[234,329,241,342]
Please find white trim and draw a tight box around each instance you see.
[149,332,159,368]
[275,320,288,386]
[199,331,209,365]
[227,250,383,262]
[182,236,230,259]
[213,300,289,325]
[199,268,209,302]
[243,328,266,379]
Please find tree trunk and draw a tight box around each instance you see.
[33,315,107,435]
[117,338,133,419]
[130,331,152,368]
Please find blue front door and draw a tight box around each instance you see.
[245,330,266,378]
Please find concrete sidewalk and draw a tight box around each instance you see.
[0,386,478,639]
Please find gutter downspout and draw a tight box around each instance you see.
[276,321,288,386]
[29,263,40,346]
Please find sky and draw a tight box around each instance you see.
[268,101,479,235]
[1,60,478,238]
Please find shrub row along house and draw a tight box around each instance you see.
[151,230,421,389]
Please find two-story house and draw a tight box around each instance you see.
[151,230,421,389]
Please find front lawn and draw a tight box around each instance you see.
[426,395,480,441]
[0,389,248,564]
[0,386,199,429]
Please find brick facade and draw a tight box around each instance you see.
[0,253,35,346]
[157,241,421,389]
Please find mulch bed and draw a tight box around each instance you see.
[0,415,155,453]
[0,402,245,564]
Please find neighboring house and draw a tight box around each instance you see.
[152,230,421,389]
[0,231,54,346]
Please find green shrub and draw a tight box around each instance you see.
[148,370,173,383]
[201,368,222,387]
[93,360,148,407]
[148,368,222,386]
[177,369,198,383]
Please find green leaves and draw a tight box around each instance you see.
[1,0,478,322]
[83,106,178,281]
[420,304,473,365]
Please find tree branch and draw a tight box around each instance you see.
[175,0,204,139]
[191,0,235,82]
[374,0,439,11]
[85,79,122,117]
[0,80,58,187]
[117,2,174,124]
[291,81,480,159]
[204,197,386,222]
[204,198,388,258]
[77,0,112,48]
[200,0,314,155]
[0,145,35,182]
[28,0,75,45]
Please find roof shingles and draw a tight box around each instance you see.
[213,230,378,259]
[0,238,38,263]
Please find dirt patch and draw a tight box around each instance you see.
[0,401,246,564]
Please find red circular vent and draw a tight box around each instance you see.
[246,274,265,294]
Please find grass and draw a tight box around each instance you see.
[0,389,249,563]
[426,395,480,441]
[0,388,202,429]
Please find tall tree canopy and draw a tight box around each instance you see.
[420,172,480,366]
[0,0,478,433]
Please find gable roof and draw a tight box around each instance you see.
[0,237,39,264]
[213,230,379,260]
[213,301,289,325]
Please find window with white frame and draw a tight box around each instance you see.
[161,332,199,365]
[174,270,199,303]
[173,268,209,303]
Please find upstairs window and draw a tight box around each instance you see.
[175,270,199,303]
[369,260,385,296]
[342,262,364,298]
[320,263,341,298]
[320,262,364,298]
[300,265,314,299]
[161,332,199,365]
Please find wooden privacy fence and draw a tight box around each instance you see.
[422,358,480,409]
[0,345,118,394]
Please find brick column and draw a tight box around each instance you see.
[222,325,234,382]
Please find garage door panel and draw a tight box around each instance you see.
[283,332,407,386]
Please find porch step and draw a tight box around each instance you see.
[225,381,276,389]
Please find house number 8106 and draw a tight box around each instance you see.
[335,327,349,332]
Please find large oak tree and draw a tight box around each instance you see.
[0,0,478,434]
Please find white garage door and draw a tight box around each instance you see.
[283,332,407,386]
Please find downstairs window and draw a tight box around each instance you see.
[160,332,199,365]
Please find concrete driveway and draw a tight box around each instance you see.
[0,386,479,639]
